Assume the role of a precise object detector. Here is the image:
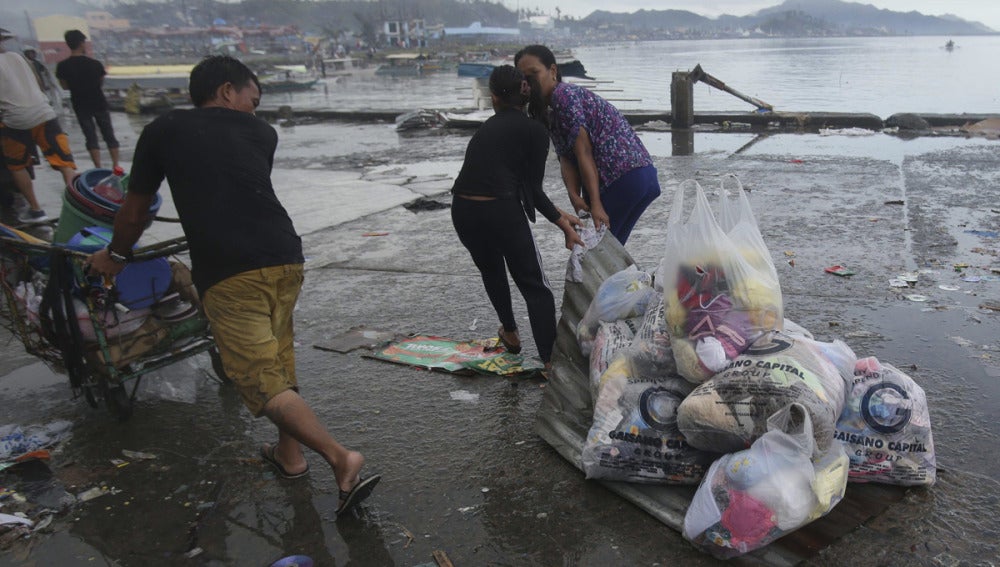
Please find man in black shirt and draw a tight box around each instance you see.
[86,55,379,516]
[55,29,120,171]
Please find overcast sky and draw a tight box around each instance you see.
[512,1,1000,31]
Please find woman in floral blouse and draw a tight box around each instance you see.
[515,44,661,245]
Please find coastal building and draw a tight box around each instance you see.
[33,14,90,63]
[86,11,130,33]
[383,19,427,48]
[442,22,520,41]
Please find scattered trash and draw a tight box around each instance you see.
[403,197,450,213]
[0,421,73,464]
[888,279,910,288]
[365,335,543,376]
[480,487,490,493]
[0,513,33,528]
[121,449,157,461]
[883,200,904,205]
[536,512,548,519]
[432,549,455,567]
[110,459,129,468]
[964,230,999,238]
[362,231,389,237]
[76,486,110,502]
[32,515,52,532]
[980,301,1000,312]
[904,294,929,302]
[824,265,855,277]
[270,556,314,567]
[953,263,969,271]
[964,275,1000,283]
[784,251,795,257]
[938,284,960,291]
[457,506,478,513]
[789,159,804,164]
[184,548,204,559]
[468,318,478,331]
[314,325,397,353]
[897,272,919,285]
[449,390,479,403]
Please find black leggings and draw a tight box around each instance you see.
[452,196,556,362]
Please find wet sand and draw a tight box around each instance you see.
[1,113,999,566]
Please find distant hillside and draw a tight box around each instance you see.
[754,0,993,34]
[583,9,712,30]
[581,0,994,35]
[3,0,994,41]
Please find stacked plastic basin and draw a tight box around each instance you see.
[53,168,162,244]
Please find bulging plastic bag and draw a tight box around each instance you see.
[835,357,936,486]
[583,345,714,484]
[577,265,656,356]
[683,403,849,559]
[630,296,672,367]
[589,319,639,401]
[662,178,783,383]
[677,331,849,455]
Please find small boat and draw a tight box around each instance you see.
[260,78,319,93]
[321,57,374,76]
[557,59,591,79]
[944,39,955,51]
[457,62,495,78]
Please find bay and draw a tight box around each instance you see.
[266,35,1000,118]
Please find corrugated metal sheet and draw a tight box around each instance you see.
[535,232,906,565]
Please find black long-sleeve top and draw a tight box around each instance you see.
[451,107,560,223]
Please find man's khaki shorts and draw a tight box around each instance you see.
[203,264,304,416]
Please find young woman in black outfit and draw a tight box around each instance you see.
[451,65,584,372]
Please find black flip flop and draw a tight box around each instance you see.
[259,443,310,479]
[336,474,382,517]
[497,326,521,354]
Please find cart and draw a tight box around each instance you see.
[0,231,227,421]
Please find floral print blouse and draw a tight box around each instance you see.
[548,81,652,191]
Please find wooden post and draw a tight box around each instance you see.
[671,71,694,129]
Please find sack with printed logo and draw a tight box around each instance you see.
[835,357,936,486]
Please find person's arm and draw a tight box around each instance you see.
[86,122,163,276]
[572,127,609,229]
[55,62,70,90]
[559,155,588,215]
[86,192,155,277]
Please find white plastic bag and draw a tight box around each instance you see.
[835,357,936,486]
[662,179,783,383]
[583,347,713,484]
[683,403,849,558]
[588,319,639,401]
[577,265,656,356]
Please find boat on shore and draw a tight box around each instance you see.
[259,78,319,93]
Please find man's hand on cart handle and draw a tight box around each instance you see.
[85,248,128,279]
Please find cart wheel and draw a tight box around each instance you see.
[105,385,133,422]
[209,347,231,384]
[83,385,100,408]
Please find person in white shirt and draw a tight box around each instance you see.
[0,28,76,222]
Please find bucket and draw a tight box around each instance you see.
[54,192,112,243]
[54,170,162,244]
